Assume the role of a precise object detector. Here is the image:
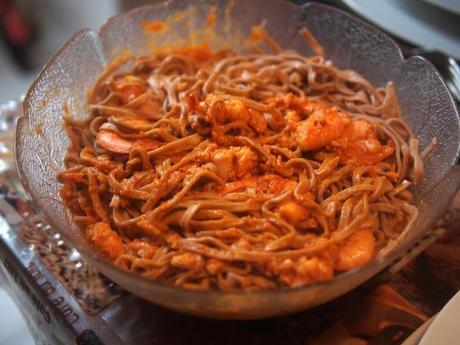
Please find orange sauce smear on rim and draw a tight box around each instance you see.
[245,24,266,46]
[173,43,214,64]
[140,20,169,33]
[206,6,216,28]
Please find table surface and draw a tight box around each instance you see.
[1,182,458,345]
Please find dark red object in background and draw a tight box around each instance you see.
[0,0,36,70]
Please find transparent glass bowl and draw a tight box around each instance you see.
[15,0,460,319]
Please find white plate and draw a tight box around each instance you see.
[0,289,34,345]
[423,0,460,16]
[401,316,436,345]
[341,0,460,60]
[418,290,460,345]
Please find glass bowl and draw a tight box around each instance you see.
[15,0,460,319]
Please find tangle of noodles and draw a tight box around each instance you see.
[58,27,429,291]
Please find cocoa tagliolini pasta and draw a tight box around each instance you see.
[58,27,432,290]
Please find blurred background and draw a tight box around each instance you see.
[0,0,116,103]
[0,0,157,104]
[0,0,459,104]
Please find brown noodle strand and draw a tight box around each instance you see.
[58,27,429,290]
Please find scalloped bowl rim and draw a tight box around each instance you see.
[14,0,460,314]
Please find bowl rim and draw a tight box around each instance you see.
[15,0,460,299]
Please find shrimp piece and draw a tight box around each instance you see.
[336,229,375,271]
[206,258,225,274]
[288,96,329,117]
[211,149,233,180]
[220,174,295,195]
[335,120,395,165]
[266,95,333,119]
[171,252,204,271]
[114,76,145,103]
[285,110,300,126]
[296,256,334,284]
[295,105,350,151]
[236,147,257,177]
[211,146,257,180]
[219,176,258,194]
[258,174,296,195]
[344,119,374,141]
[219,97,249,123]
[110,116,152,131]
[86,222,125,260]
[204,94,268,133]
[114,75,162,117]
[128,239,158,259]
[266,249,335,287]
[248,108,267,133]
[278,199,310,225]
[137,99,162,118]
[96,130,162,154]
